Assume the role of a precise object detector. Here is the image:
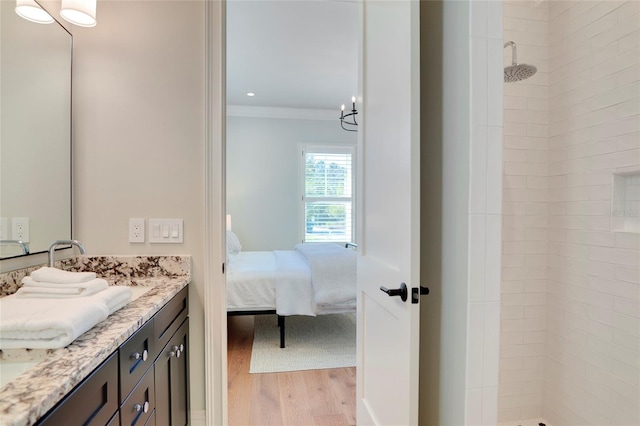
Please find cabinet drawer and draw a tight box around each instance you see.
[153,286,188,358]
[120,366,155,426]
[119,319,155,401]
[37,351,119,426]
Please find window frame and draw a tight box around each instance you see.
[300,144,356,244]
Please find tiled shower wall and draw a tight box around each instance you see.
[500,1,640,424]
[545,1,639,424]
[500,0,550,421]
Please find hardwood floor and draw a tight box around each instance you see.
[227,315,357,426]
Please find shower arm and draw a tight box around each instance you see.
[504,41,518,66]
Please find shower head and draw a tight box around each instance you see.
[504,63,537,82]
[503,41,537,83]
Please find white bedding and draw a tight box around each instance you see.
[226,245,356,316]
[273,251,315,316]
[295,243,357,313]
[226,251,277,312]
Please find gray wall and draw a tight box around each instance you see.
[420,1,471,424]
[226,113,356,250]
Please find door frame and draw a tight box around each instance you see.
[203,1,227,424]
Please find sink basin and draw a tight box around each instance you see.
[0,348,50,388]
[0,360,40,388]
[129,286,152,301]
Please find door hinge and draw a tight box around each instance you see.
[411,286,430,304]
[222,262,225,274]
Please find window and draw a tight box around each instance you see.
[302,145,355,243]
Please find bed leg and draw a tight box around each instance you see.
[277,315,285,348]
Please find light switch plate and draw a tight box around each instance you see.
[149,219,183,243]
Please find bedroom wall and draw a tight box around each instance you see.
[226,110,356,251]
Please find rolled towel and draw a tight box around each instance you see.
[0,295,109,349]
[18,277,109,298]
[89,286,133,314]
[30,267,96,284]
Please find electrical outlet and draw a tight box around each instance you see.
[11,217,29,243]
[129,218,145,243]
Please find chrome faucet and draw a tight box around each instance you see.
[48,240,86,267]
[0,240,30,255]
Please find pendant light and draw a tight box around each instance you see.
[60,0,96,27]
[15,0,54,24]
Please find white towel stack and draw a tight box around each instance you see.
[17,266,106,298]
[18,276,109,298]
[0,267,133,349]
[31,267,97,284]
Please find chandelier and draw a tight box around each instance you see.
[340,97,358,132]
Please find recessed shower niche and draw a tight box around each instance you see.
[611,171,640,233]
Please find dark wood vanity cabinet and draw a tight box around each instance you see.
[155,318,190,426]
[36,286,190,426]
[38,352,119,426]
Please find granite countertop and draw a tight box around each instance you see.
[0,256,190,426]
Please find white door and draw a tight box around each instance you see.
[356,0,421,425]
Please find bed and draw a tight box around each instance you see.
[225,231,357,348]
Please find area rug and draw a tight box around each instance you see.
[249,313,356,373]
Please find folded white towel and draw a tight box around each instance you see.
[89,286,133,314]
[30,267,96,284]
[0,295,109,349]
[18,277,109,298]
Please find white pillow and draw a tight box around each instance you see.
[226,231,242,254]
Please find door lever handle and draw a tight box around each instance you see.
[380,283,408,302]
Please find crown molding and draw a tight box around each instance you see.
[226,105,337,121]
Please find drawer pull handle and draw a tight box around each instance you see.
[131,349,148,362]
[134,401,150,413]
[170,345,182,358]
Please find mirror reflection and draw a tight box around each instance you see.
[0,1,72,259]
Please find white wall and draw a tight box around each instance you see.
[70,0,207,412]
[226,111,356,250]
[418,1,503,424]
[438,4,473,420]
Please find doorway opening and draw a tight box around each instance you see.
[224,1,359,423]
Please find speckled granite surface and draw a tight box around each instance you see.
[0,256,191,426]
[0,255,190,296]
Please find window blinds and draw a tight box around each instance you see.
[303,148,354,242]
